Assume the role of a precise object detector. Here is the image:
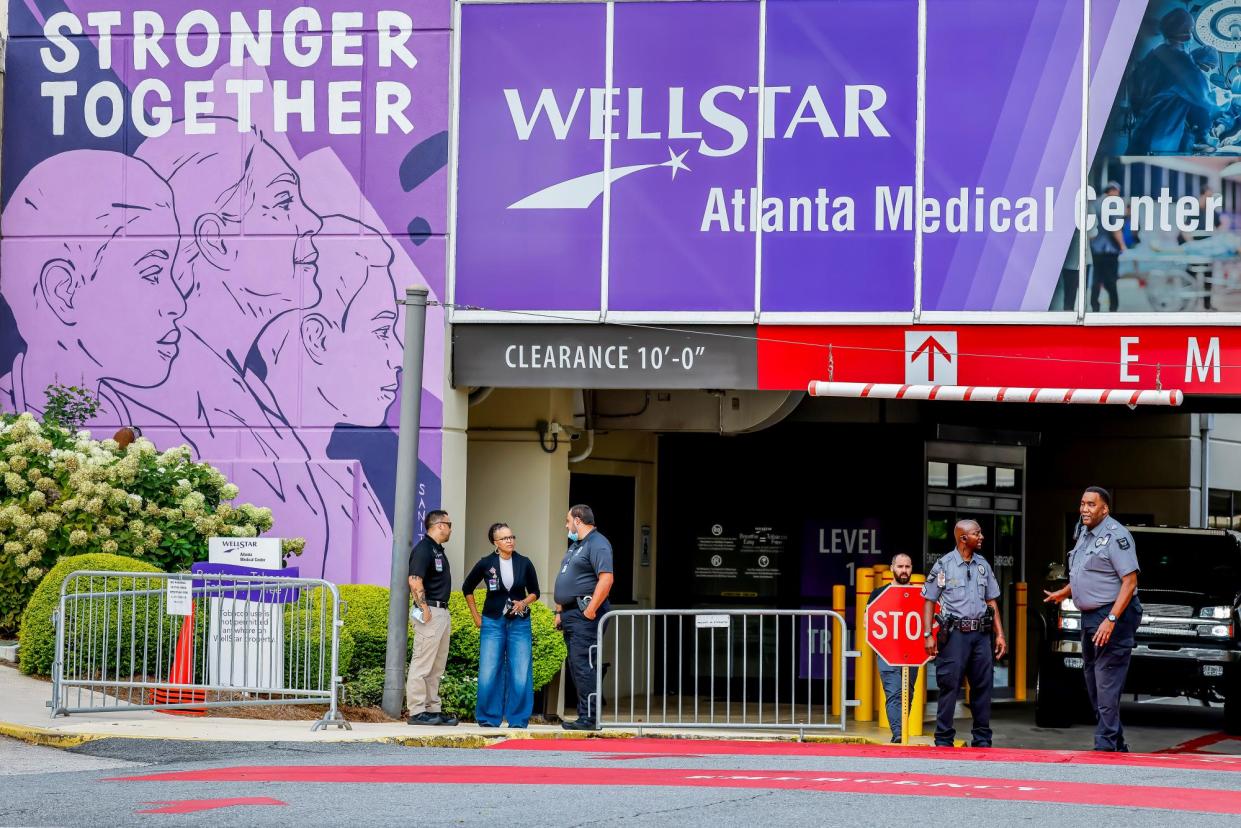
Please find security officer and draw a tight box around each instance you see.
[553,504,614,730]
[921,519,1007,747]
[406,509,457,726]
[1044,486,1141,752]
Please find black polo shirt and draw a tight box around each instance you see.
[408,536,452,602]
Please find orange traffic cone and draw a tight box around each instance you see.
[149,604,207,716]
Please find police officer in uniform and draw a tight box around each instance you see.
[1044,486,1141,752]
[406,510,457,726]
[553,504,614,730]
[922,519,1007,747]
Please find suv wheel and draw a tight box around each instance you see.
[1034,669,1075,729]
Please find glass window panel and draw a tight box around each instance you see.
[928,461,950,487]
[956,463,988,489]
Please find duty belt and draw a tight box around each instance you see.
[953,618,986,632]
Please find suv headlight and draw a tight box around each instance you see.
[1061,598,1078,613]
[1198,624,1234,638]
[1199,606,1233,620]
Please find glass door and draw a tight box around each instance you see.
[924,443,1026,700]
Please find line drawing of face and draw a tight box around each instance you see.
[134,117,323,325]
[1,150,184,390]
[301,217,402,426]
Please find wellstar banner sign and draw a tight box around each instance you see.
[452,0,1235,318]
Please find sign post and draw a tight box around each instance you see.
[865,585,932,746]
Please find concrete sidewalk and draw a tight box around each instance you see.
[0,663,926,748]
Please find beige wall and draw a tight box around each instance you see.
[464,389,664,715]
[465,389,576,599]
[439,329,470,574]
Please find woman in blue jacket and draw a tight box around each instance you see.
[463,523,541,728]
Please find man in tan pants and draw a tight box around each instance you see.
[406,510,456,725]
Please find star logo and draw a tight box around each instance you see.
[508,146,692,210]
[664,147,691,180]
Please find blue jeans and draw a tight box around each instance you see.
[878,661,918,740]
[477,614,533,727]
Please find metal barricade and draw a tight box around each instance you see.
[593,609,856,735]
[50,570,349,731]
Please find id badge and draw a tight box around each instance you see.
[488,576,498,591]
[434,556,444,572]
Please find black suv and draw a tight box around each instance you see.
[1035,526,1241,735]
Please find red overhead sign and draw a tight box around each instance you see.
[758,326,1240,395]
[866,585,931,668]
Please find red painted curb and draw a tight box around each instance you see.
[107,765,1241,815]
[488,737,1241,772]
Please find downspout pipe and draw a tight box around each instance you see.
[1200,413,1214,528]
[569,389,595,464]
[568,429,595,464]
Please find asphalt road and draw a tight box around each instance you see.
[4,707,1240,828]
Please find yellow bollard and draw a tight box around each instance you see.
[909,573,928,737]
[875,569,894,731]
[854,568,875,722]
[832,584,846,717]
[1015,582,1028,701]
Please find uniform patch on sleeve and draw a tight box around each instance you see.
[1117,537,1131,550]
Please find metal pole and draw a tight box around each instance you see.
[900,666,909,745]
[1200,413,1214,528]
[382,285,431,719]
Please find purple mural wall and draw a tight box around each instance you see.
[0,1,450,585]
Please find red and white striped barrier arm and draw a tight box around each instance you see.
[807,381,1183,407]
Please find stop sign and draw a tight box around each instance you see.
[865,585,932,667]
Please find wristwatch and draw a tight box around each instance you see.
[923,632,934,638]
[1106,613,1118,623]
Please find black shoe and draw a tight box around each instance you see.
[478,722,499,728]
[407,712,440,725]
[933,741,955,747]
[561,719,596,731]
[890,735,901,744]
[434,713,459,726]
[970,742,992,748]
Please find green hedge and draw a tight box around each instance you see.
[339,583,406,677]
[284,591,355,687]
[343,665,386,708]
[19,553,163,676]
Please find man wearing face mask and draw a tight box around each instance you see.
[1044,487,1141,752]
[868,553,921,743]
[553,504,614,730]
